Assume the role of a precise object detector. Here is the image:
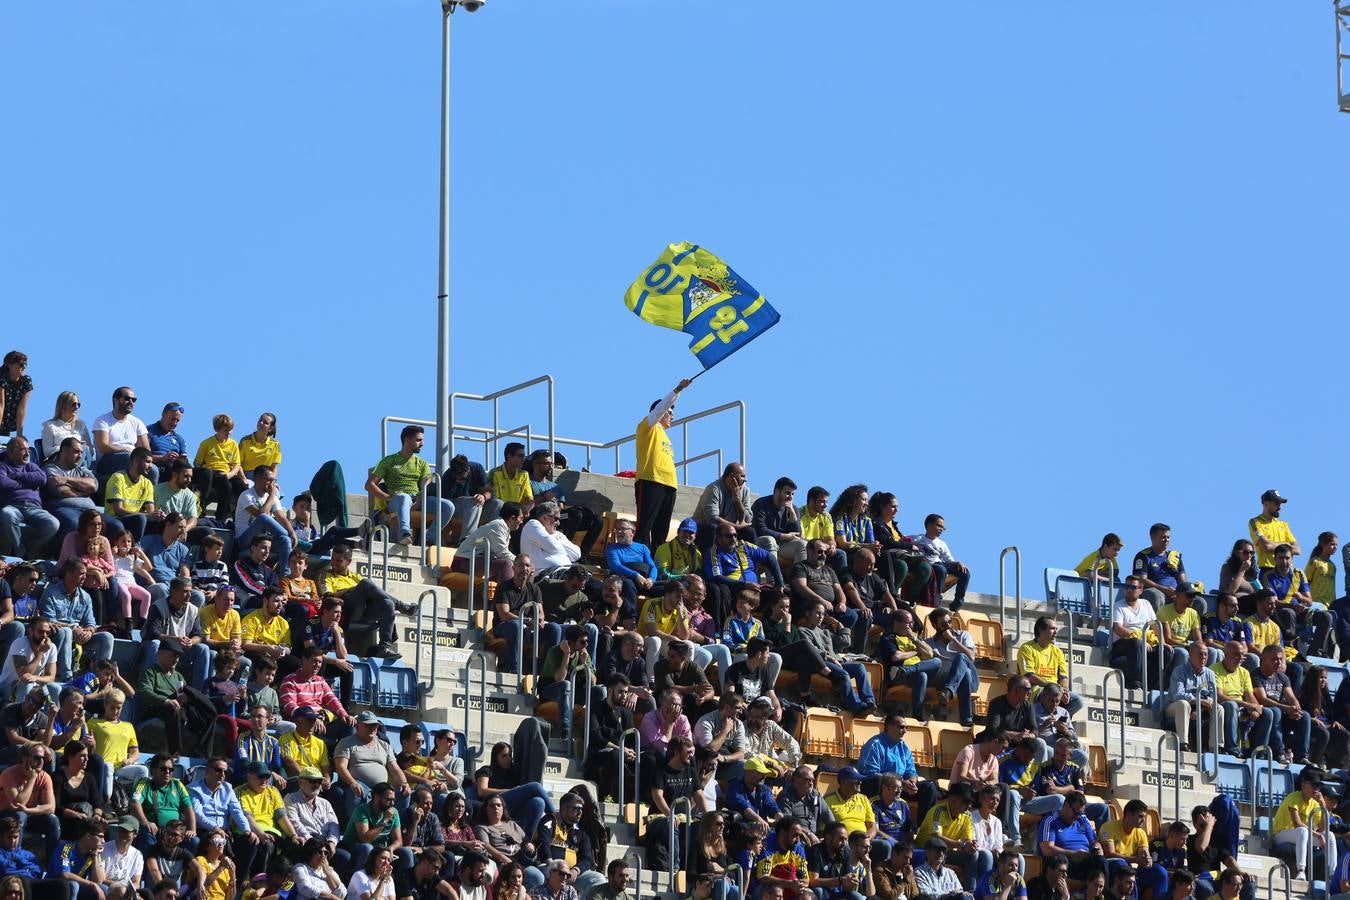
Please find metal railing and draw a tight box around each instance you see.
[617,727,642,814]
[1249,745,1274,833]
[418,474,446,574]
[1200,682,1221,782]
[461,650,488,758]
[1103,669,1125,770]
[668,796,694,880]
[413,588,440,692]
[1266,863,1290,900]
[579,665,593,762]
[1317,801,1332,888]
[1091,559,1118,631]
[624,850,644,900]
[517,601,542,687]
[1155,731,1181,821]
[461,535,490,622]
[1051,573,1076,686]
[450,375,555,463]
[364,522,392,592]
[720,864,746,900]
[1134,621,1165,696]
[1000,546,1021,645]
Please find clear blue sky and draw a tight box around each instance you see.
[3,2,1344,596]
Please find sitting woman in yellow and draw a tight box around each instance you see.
[239,412,282,473]
[193,413,248,519]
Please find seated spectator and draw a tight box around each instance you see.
[335,711,409,806]
[999,736,1063,846]
[235,465,298,577]
[743,695,799,774]
[233,702,287,787]
[1018,616,1085,718]
[799,487,846,576]
[1248,490,1297,577]
[639,689,692,759]
[453,500,521,584]
[755,817,810,900]
[242,587,292,671]
[135,644,190,755]
[1252,644,1312,764]
[654,518,702,586]
[1100,799,1167,899]
[52,820,108,900]
[365,426,458,546]
[142,512,195,605]
[878,609,940,720]
[806,820,865,900]
[492,555,559,674]
[0,816,43,884]
[1164,642,1220,753]
[60,509,117,627]
[1109,577,1159,691]
[789,540,865,650]
[537,624,594,744]
[92,387,152,483]
[727,638,789,732]
[145,403,189,480]
[1203,594,1252,666]
[951,729,1008,803]
[284,768,346,871]
[679,574,733,686]
[279,646,357,740]
[823,766,877,845]
[641,580,717,680]
[1299,664,1349,769]
[694,464,755,551]
[970,789,1010,882]
[144,819,201,889]
[984,678,1039,758]
[527,450,601,554]
[703,527,784,621]
[521,501,591,583]
[1265,542,1333,657]
[234,533,280,607]
[192,414,248,522]
[473,741,555,841]
[1075,533,1125,587]
[916,783,986,889]
[606,518,663,618]
[89,688,148,800]
[598,631,652,705]
[872,838,919,900]
[40,557,113,682]
[40,391,93,466]
[798,602,875,715]
[926,607,979,729]
[153,459,198,534]
[239,413,282,475]
[1157,582,1204,679]
[1211,641,1273,758]
[190,756,271,878]
[857,713,937,815]
[914,514,970,612]
[0,742,59,862]
[1244,590,1302,692]
[867,493,932,606]
[1131,523,1185,611]
[1036,791,1102,881]
[439,454,500,544]
[1034,738,1108,827]
[752,477,806,563]
[840,548,898,632]
[694,690,749,782]
[829,485,881,565]
[0,436,57,558]
[237,761,295,859]
[487,443,534,522]
[322,543,412,659]
[654,639,715,722]
[143,576,210,688]
[104,444,160,543]
[42,437,103,539]
[760,591,836,698]
[1031,682,1086,767]
[1218,541,1261,609]
[0,618,57,708]
[1187,804,1253,900]
[643,736,705,870]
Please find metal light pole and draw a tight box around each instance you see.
[436,0,485,473]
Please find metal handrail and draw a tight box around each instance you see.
[518,601,542,686]
[462,650,488,758]
[669,796,694,878]
[606,400,746,483]
[1266,862,1290,900]
[1051,574,1076,686]
[1201,673,1221,782]
[670,448,722,486]
[618,727,642,813]
[364,522,392,592]
[721,864,746,900]
[1248,745,1274,832]
[1103,669,1125,770]
[1318,800,1332,889]
[1135,620,1165,696]
[450,374,555,463]
[461,535,489,622]
[1156,731,1181,821]
[414,587,439,691]
[1091,558,1118,632]
[418,473,446,575]
[579,665,593,762]
[624,850,644,900]
[1000,547,1021,644]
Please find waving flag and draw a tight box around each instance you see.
[624,242,781,370]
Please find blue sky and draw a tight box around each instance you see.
[3,2,1344,596]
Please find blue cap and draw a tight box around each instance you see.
[837,766,862,781]
[678,517,698,533]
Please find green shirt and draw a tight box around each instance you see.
[343,802,402,847]
[153,483,200,519]
[372,452,431,498]
[136,663,185,715]
[131,777,192,827]
[539,643,594,689]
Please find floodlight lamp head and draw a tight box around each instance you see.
[457,0,486,10]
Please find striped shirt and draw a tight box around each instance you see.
[278,672,348,720]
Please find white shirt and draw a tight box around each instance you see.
[454,519,516,563]
[914,534,956,566]
[520,519,581,571]
[970,809,1005,853]
[0,636,57,689]
[346,869,396,900]
[91,411,148,452]
[293,863,341,900]
[101,842,144,885]
[39,418,92,462]
[1113,600,1157,631]
[234,485,284,538]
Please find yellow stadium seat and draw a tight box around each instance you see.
[904,724,934,770]
[816,769,839,797]
[1023,855,1042,881]
[802,708,848,758]
[963,617,1005,664]
[849,714,885,755]
[933,722,976,771]
[1086,745,1109,789]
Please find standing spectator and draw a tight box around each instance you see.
[0,437,58,558]
[0,352,31,440]
[1249,490,1299,576]
[103,447,157,542]
[1109,578,1158,691]
[527,450,601,553]
[694,464,755,551]
[753,477,806,563]
[914,514,970,611]
[239,413,282,474]
[868,493,931,605]
[92,388,152,483]
[40,558,113,681]
[41,437,103,539]
[39,392,92,466]
[192,414,247,522]
[146,404,189,480]
[1131,524,1186,610]
[632,379,692,552]
[1306,532,1347,659]
[235,465,297,576]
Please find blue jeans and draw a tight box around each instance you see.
[701,642,735,691]
[825,660,875,710]
[52,625,113,681]
[942,654,978,722]
[238,515,293,576]
[539,678,575,740]
[948,848,993,890]
[1221,701,1273,755]
[1005,790,1063,837]
[498,783,555,838]
[893,658,941,716]
[387,493,456,539]
[932,561,970,607]
[1270,706,1313,759]
[0,502,59,557]
[493,619,563,674]
[141,639,211,690]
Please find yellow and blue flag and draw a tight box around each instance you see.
[624,242,780,370]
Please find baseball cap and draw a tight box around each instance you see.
[1261,489,1288,504]
[356,710,380,725]
[925,837,948,852]
[837,766,862,782]
[298,767,325,781]
[114,815,140,833]
[294,706,319,720]
[246,761,270,777]
[1175,582,1200,596]
[678,517,698,534]
[158,643,183,656]
[744,758,774,775]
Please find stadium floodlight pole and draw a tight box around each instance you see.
[436,0,485,474]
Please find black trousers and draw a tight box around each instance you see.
[559,505,605,559]
[633,480,677,552]
[193,469,248,520]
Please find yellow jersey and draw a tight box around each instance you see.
[1272,791,1325,834]
[194,436,240,474]
[917,801,973,845]
[635,416,677,487]
[488,466,533,504]
[1157,604,1201,644]
[239,435,282,472]
[242,610,290,647]
[1018,640,1067,683]
[89,719,138,768]
[237,784,286,836]
[1100,821,1149,858]
[800,509,835,542]
[824,791,876,834]
[200,606,242,644]
[1308,556,1338,606]
[640,597,687,637]
[280,730,330,771]
[105,472,155,514]
[1211,663,1253,701]
[1248,515,1296,570]
[1074,550,1119,579]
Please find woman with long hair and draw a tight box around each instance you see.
[1309,532,1350,662]
[473,742,555,837]
[240,412,282,474]
[195,827,236,900]
[563,784,607,869]
[829,485,879,557]
[1219,539,1261,610]
[442,793,488,857]
[867,491,933,605]
[471,795,543,888]
[54,742,106,840]
[0,351,32,439]
[493,862,529,900]
[292,837,344,900]
[1298,665,1350,768]
[691,810,729,878]
[39,392,92,466]
[60,508,119,627]
[346,847,396,900]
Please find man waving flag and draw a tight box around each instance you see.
[624,242,781,370]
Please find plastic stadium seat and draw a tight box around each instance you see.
[933,723,976,771]
[1044,567,1093,615]
[801,708,848,758]
[904,724,934,770]
[111,638,140,672]
[962,617,1005,663]
[1086,745,1109,789]
[372,658,420,710]
[1215,756,1253,806]
[815,769,839,797]
[849,715,884,755]
[349,658,376,706]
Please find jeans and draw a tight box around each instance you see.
[825,660,875,710]
[1220,701,1273,755]
[238,515,293,576]
[643,635,718,680]
[0,503,59,557]
[891,657,942,716]
[450,495,501,540]
[701,641,735,691]
[498,782,555,837]
[494,619,563,674]
[141,638,211,690]
[539,678,575,740]
[1004,790,1064,838]
[52,625,113,681]
[1270,706,1314,759]
[941,654,978,723]
[932,561,970,607]
[387,492,457,540]
[0,809,60,862]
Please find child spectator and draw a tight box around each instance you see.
[193,414,247,520]
[110,530,153,633]
[191,534,230,603]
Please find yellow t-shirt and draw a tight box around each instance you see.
[194,436,240,474]
[800,509,835,542]
[280,730,330,772]
[635,417,677,488]
[890,635,923,668]
[916,802,974,845]
[488,467,533,504]
[196,856,233,900]
[1308,557,1338,606]
[1249,515,1296,570]
[1100,821,1149,858]
[1074,551,1119,579]
[237,784,286,836]
[242,610,290,647]
[89,719,138,768]
[1211,662,1253,701]
[1157,604,1201,644]
[1018,641,1067,682]
[239,435,282,472]
[640,597,687,637]
[824,791,875,834]
[104,472,155,514]
[323,570,362,594]
[1244,616,1297,661]
[200,606,242,644]
[1271,791,1325,834]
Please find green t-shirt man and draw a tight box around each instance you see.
[343,801,402,847]
[372,453,431,498]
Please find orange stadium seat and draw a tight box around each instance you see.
[801,708,848,758]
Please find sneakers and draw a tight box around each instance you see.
[372,643,402,659]
[1295,869,1308,881]
[396,530,414,546]
[395,600,418,616]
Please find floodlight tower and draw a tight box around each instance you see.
[1338,1,1350,111]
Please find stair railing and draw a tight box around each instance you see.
[617,727,642,823]
[1103,669,1125,770]
[461,650,488,758]
[364,522,391,592]
[999,546,1022,645]
[1155,731,1181,821]
[414,587,440,692]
